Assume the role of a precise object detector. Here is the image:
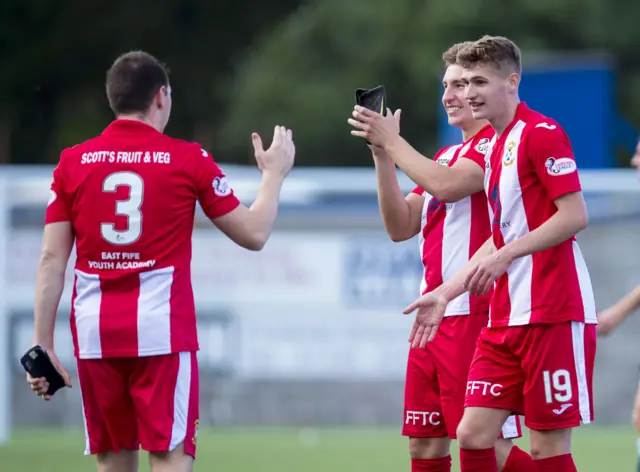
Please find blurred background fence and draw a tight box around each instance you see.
[5,166,640,434]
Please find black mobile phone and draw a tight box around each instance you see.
[355,85,387,114]
[19,345,66,396]
[355,85,388,145]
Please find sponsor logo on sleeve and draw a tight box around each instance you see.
[535,122,557,130]
[212,176,232,196]
[545,157,576,176]
[475,137,490,154]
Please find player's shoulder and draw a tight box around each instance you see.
[156,135,203,157]
[164,136,217,164]
[469,125,495,155]
[57,135,107,164]
[523,109,566,137]
[521,109,571,154]
[434,143,462,165]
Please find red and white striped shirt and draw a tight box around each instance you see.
[484,103,597,327]
[45,120,240,359]
[412,125,494,316]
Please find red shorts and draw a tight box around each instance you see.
[77,351,199,457]
[403,314,522,439]
[465,321,596,431]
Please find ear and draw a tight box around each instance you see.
[156,85,169,109]
[507,73,520,92]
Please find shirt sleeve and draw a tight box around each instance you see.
[410,186,424,196]
[460,130,493,171]
[527,122,582,201]
[45,152,72,224]
[193,147,241,219]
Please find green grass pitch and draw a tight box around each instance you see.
[0,426,633,471]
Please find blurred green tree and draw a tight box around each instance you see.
[0,0,302,163]
[217,0,640,166]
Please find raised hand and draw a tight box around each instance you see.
[349,107,401,149]
[251,125,296,178]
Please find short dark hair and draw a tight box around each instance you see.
[456,35,522,76]
[442,41,473,68]
[106,51,170,115]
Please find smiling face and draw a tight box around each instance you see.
[442,64,475,128]
[456,36,522,129]
[461,63,514,123]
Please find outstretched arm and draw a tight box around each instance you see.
[465,191,587,296]
[402,236,494,347]
[429,236,494,302]
[384,136,485,202]
[597,285,640,336]
[197,127,295,251]
[349,106,484,202]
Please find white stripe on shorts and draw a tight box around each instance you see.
[500,415,520,439]
[169,352,192,450]
[571,321,591,424]
[77,373,91,456]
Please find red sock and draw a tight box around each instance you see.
[502,446,535,472]
[411,456,452,471]
[460,447,498,472]
[533,454,577,472]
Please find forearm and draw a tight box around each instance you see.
[33,257,67,348]
[373,154,414,241]
[500,207,586,262]
[611,285,640,319]
[437,237,494,301]
[384,136,457,201]
[247,172,285,245]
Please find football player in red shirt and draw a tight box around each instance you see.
[350,42,532,472]
[26,51,295,472]
[400,36,596,472]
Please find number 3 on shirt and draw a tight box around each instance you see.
[101,171,143,245]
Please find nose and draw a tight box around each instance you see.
[442,87,456,104]
[464,85,476,101]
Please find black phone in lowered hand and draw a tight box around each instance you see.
[20,345,66,396]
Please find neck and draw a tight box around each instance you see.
[116,113,157,130]
[490,99,520,137]
[461,120,488,142]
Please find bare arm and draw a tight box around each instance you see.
[348,107,484,202]
[384,136,485,202]
[402,236,494,347]
[436,236,494,301]
[500,191,588,261]
[464,191,589,296]
[607,285,640,319]
[597,284,640,336]
[33,222,74,349]
[212,173,285,251]
[373,150,423,241]
[208,127,295,251]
